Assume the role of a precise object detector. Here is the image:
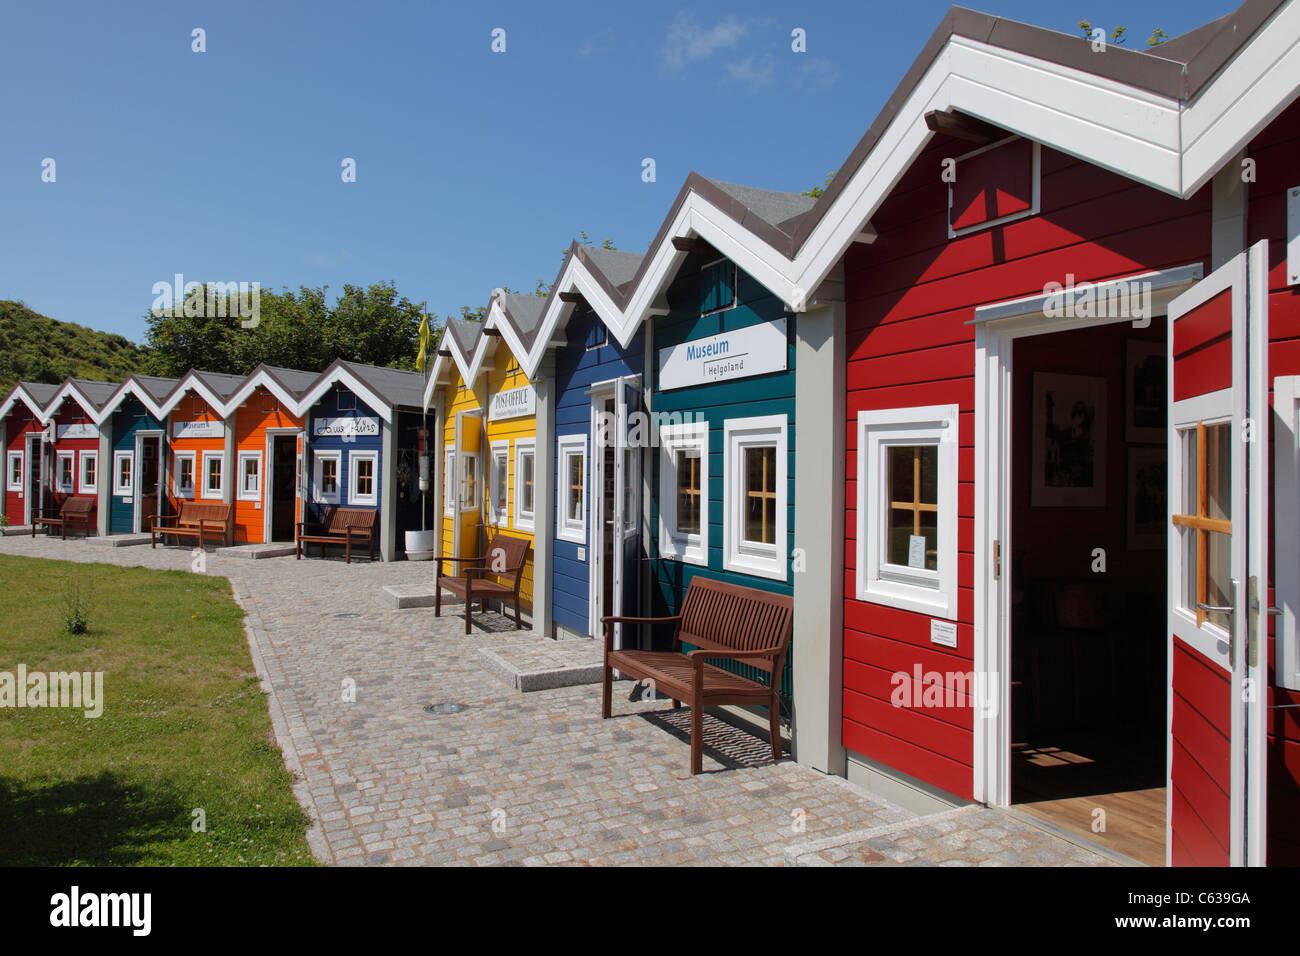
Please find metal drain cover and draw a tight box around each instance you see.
[424,702,466,716]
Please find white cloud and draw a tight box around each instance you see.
[795,56,838,90]
[660,13,750,73]
[724,55,776,90]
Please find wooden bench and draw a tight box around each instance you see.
[32,497,95,540]
[296,507,377,564]
[151,500,232,549]
[601,576,792,774]
[434,533,531,634]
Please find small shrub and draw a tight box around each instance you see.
[61,573,93,635]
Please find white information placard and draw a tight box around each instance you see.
[657,318,788,391]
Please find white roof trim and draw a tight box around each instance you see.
[97,377,168,425]
[158,372,237,419]
[297,364,395,424]
[224,368,308,419]
[45,380,109,425]
[0,385,53,424]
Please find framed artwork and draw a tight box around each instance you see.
[1031,371,1107,507]
[1127,446,1167,550]
[1126,340,1165,443]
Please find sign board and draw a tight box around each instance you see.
[313,416,380,438]
[56,423,98,440]
[489,385,536,421]
[930,619,958,649]
[657,318,787,391]
[173,419,225,440]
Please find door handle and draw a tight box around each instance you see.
[1196,602,1234,614]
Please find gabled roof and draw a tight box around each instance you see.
[157,369,249,418]
[98,374,180,423]
[471,291,545,384]
[0,381,59,423]
[299,359,427,423]
[44,377,121,425]
[422,318,484,410]
[224,364,317,418]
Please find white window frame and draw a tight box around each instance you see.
[5,451,22,492]
[313,450,342,505]
[488,439,510,526]
[556,434,587,544]
[514,437,536,533]
[722,415,787,581]
[201,451,224,500]
[112,450,134,497]
[458,451,479,514]
[237,451,263,502]
[855,404,959,620]
[349,450,378,507]
[78,451,98,495]
[659,419,709,566]
[1276,376,1300,691]
[172,451,196,499]
[55,451,75,494]
[444,449,456,517]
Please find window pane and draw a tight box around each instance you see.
[357,459,373,496]
[1205,422,1230,522]
[1182,427,1197,510]
[521,453,535,512]
[676,448,701,535]
[568,453,583,521]
[1206,530,1232,630]
[886,445,938,571]
[494,456,507,510]
[743,445,776,544]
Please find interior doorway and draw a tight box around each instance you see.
[1007,321,1167,865]
[270,434,298,542]
[25,435,42,525]
[137,434,161,532]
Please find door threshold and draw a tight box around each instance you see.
[998,806,1150,867]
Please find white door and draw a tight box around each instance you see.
[612,376,643,649]
[1165,240,1269,866]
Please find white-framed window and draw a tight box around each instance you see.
[488,440,510,525]
[350,451,378,506]
[313,450,342,505]
[1275,376,1300,691]
[173,451,196,499]
[723,415,787,580]
[444,449,456,517]
[855,405,959,620]
[514,438,536,533]
[459,452,479,513]
[113,451,134,497]
[55,451,75,494]
[201,451,224,500]
[78,451,98,494]
[557,434,586,544]
[659,420,709,566]
[5,451,22,492]
[237,451,262,502]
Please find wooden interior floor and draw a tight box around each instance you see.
[1012,735,1166,867]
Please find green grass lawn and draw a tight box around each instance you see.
[0,554,315,865]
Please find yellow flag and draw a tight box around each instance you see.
[416,312,431,372]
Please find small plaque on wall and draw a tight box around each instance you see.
[930,619,957,648]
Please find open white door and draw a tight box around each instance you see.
[1165,240,1269,866]
[611,376,643,650]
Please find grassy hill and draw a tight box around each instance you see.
[0,300,141,396]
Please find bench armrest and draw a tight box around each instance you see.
[153,515,179,527]
[432,555,486,571]
[600,613,682,653]
[685,647,781,663]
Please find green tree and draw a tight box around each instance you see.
[802,172,835,198]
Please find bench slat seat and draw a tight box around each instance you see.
[151,501,232,549]
[32,498,95,540]
[601,576,792,774]
[435,533,531,633]
[296,507,376,564]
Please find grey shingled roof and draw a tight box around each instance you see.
[497,293,547,339]
[133,375,180,403]
[19,382,60,406]
[703,179,817,231]
[68,378,120,408]
[578,247,646,291]
[443,317,483,361]
[336,360,426,411]
[262,366,319,396]
[192,370,247,399]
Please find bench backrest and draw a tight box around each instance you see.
[323,506,376,534]
[61,497,95,516]
[676,576,793,675]
[483,533,531,592]
[176,500,231,525]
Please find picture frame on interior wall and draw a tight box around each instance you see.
[1031,372,1106,508]
[1125,339,1165,443]
[1126,446,1166,550]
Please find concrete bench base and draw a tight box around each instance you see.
[477,640,603,692]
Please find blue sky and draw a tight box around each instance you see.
[0,0,1232,343]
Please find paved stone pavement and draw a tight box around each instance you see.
[0,534,1115,866]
